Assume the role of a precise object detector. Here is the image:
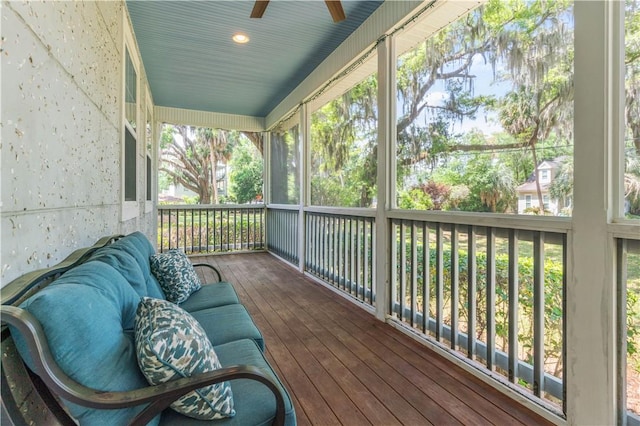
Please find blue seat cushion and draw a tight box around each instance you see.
[11,261,158,426]
[159,339,296,426]
[179,282,240,312]
[190,305,265,352]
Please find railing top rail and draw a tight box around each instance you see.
[158,204,266,211]
[304,206,377,218]
[609,222,640,241]
[266,204,300,211]
[388,209,571,234]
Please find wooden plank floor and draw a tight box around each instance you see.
[195,252,555,426]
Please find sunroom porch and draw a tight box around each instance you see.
[3,0,640,425]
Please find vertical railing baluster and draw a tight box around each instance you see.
[508,229,519,383]
[400,221,407,322]
[214,209,218,251]
[206,209,209,252]
[323,216,328,280]
[226,209,230,251]
[306,214,311,270]
[167,210,170,251]
[333,217,338,285]
[423,222,430,335]
[411,221,418,328]
[313,214,318,274]
[234,209,242,250]
[487,227,496,371]
[436,223,444,341]
[357,218,363,300]
[160,209,165,252]
[467,225,477,359]
[616,238,627,425]
[347,217,353,294]
[451,224,459,349]
[364,218,371,304]
[183,209,187,253]
[562,233,567,415]
[390,220,398,316]
[341,217,346,289]
[371,217,377,305]
[350,218,355,294]
[533,231,545,397]
[234,208,238,250]
[190,209,195,253]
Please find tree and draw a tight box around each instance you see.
[310,74,378,207]
[229,135,263,204]
[308,0,574,212]
[159,125,233,204]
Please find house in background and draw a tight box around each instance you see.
[516,159,572,215]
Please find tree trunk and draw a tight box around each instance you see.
[210,149,219,205]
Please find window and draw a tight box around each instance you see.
[622,2,640,421]
[543,194,550,210]
[122,42,139,218]
[270,122,300,204]
[310,72,378,207]
[525,194,532,209]
[395,2,574,215]
[540,169,550,183]
[620,239,640,419]
[625,0,640,220]
[146,101,153,204]
[124,127,137,201]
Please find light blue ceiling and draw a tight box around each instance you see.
[126,1,384,118]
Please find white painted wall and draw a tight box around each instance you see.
[1,1,156,286]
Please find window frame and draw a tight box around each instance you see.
[121,23,140,221]
[145,88,154,213]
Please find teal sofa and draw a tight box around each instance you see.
[1,232,295,426]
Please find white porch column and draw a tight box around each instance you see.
[374,35,396,322]
[298,104,309,273]
[567,1,618,423]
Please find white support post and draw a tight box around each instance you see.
[263,131,271,252]
[567,1,618,423]
[298,104,309,273]
[374,35,395,322]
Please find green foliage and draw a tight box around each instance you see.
[398,188,434,210]
[396,241,566,375]
[229,136,263,204]
[310,74,378,207]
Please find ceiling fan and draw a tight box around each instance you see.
[250,0,346,23]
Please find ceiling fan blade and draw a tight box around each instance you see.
[325,1,346,23]
[250,0,269,18]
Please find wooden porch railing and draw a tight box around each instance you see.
[304,211,376,308]
[266,207,299,265]
[389,217,567,411]
[157,205,265,254]
[161,205,640,421]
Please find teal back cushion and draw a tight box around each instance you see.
[11,261,159,426]
[107,232,165,299]
[89,246,149,297]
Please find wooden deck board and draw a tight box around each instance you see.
[194,253,556,426]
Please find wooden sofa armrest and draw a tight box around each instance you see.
[192,263,223,283]
[1,305,285,426]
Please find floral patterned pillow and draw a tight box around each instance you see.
[135,297,235,419]
[149,249,201,303]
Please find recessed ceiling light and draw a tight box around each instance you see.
[232,33,250,44]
